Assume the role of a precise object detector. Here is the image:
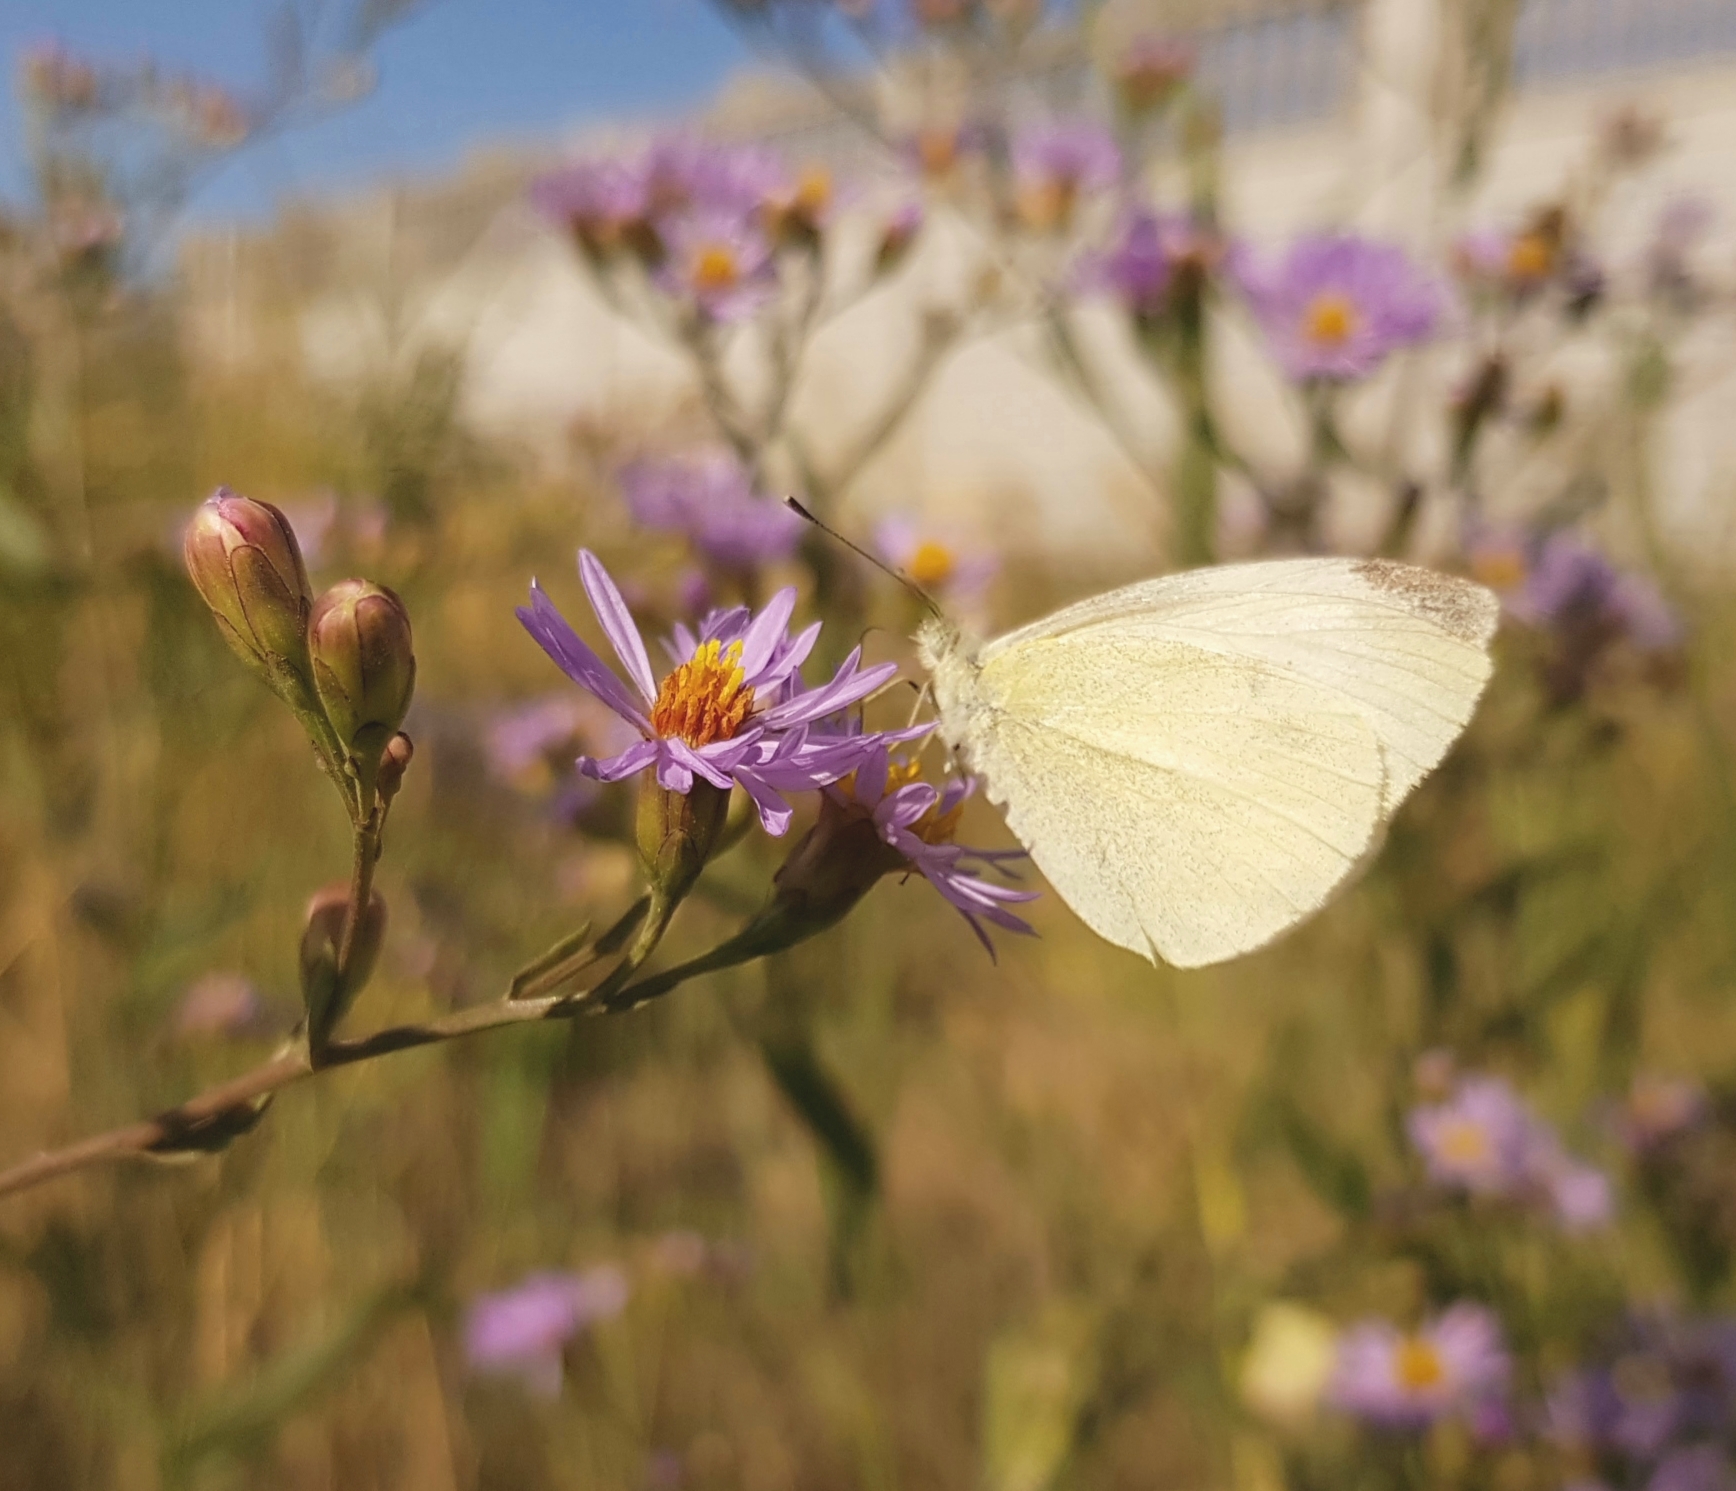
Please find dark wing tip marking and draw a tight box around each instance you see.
[1352,559,1498,646]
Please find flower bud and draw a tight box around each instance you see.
[299,881,388,1052]
[377,731,414,807]
[183,487,315,689]
[308,580,416,773]
[636,778,730,908]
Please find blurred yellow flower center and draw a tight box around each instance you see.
[908,540,956,588]
[1470,549,1527,591]
[1304,292,1359,345]
[885,758,965,844]
[692,244,741,294]
[795,166,832,216]
[1395,1337,1445,1392]
[652,639,754,747]
[1437,1119,1491,1167]
[918,127,959,177]
[1508,233,1554,281]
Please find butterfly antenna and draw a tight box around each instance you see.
[784,497,945,621]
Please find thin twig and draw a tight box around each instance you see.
[0,895,720,1204]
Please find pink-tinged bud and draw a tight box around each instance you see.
[299,881,388,1052]
[182,487,315,684]
[308,580,416,766]
[377,731,414,806]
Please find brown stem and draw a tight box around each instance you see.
[0,911,709,1204]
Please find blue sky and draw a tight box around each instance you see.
[0,0,757,219]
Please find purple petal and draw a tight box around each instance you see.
[656,752,695,794]
[577,739,660,782]
[878,781,940,831]
[733,768,794,836]
[664,737,738,791]
[578,549,657,703]
[760,653,898,729]
[517,584,652,731]
[738,587,797,680]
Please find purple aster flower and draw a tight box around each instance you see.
[1329,1303,1510,1429]
[530,155,651,255]
[1410,1073,1614,1231]
[641,134,789,222]
[656,208,777,322]
[1409,1075,1537,1196]
[1012,120,1121,231]
[1511,533,1681,652]
[619,453,803,570]
[873,515,997,611]
[1237,232,1444,382]
[1086,211,1222,324]
[465,1266,630,1397]
[517,551,896,834]
[825,738,1038,954]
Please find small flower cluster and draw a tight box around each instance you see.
[1409,1070,1613,1232]
[532,134,831,321]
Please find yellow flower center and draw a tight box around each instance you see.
[1437,1119,1492,1168]
[692,244,741,294]
[651,640,754,747]
[1395,1337,1445,1392]
[1304,291,1360,346]
[883,758,964,844]
[1508,233,1554,281]
[1470,549,1527,591]
[795,166,832,216]
[918,127,959,177]
[907,540,956,588]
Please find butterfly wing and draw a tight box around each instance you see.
[948,559,1497,967]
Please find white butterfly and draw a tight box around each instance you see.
[916,558,1499,969]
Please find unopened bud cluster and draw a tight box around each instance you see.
[184,487,416,819]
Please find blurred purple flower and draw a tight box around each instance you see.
[656,210,777,321]
[619,454,802,570]
[1410,1072,1613,1231]
[530,156,650,253]
[1237,233,1443,381]
[874,515,997,610]
[465,1266,629,1397]
[1330,1303,1510,1429]
[175,972,266,1039]
[517,551,896,833]
[1012,121,1120,189]
[826,737,1037,953]
[1510,532,1681,652]
[1409,1075,1536,1195]
[1086,211,1221,324]
[641,134,789,221]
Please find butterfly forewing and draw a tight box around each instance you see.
[945,558,1498,967]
